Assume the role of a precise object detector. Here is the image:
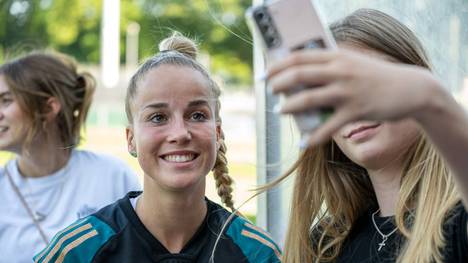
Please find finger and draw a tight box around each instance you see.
[269,64,336,94]
[267,50,335,78]
[279,85,341,114]
[305,110,354,147]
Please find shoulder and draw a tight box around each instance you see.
[72,150,129,168]
[33,214,118,263]
[204,199,281,262]
[442,202,468,261]
[224,214,282,262]
[71,150,139,182]
[444,202,467,235]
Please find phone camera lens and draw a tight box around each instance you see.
[266,36,280,48]
[255,11,264,20]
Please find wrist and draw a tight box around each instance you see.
[413,72,451,127]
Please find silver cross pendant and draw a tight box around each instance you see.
[378,236,388,251]
[34,211,46,222]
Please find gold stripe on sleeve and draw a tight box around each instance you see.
[42,223,93,263]
[244,222,276,242]
[241,229,282,259]
[35,218,88,262]
[56,230,99,263]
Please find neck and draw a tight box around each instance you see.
[136,177,207,253]
[367,164,402,217]
[17,138,71,178]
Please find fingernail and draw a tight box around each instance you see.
[299,134,310,150]
[272,103,282,113]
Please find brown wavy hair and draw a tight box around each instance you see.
[0,51,95,150]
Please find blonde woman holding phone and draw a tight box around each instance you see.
[268,9,467,263]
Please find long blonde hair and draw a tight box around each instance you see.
[273,9,460,263]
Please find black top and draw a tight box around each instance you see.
[34,191,281,263]
[336,203,468,262]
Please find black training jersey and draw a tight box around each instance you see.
[336,202,468,262]
[34,192,281,263]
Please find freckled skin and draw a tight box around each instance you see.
[127,65,220,193]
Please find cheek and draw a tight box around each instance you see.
[331,120,421,167]
[135,126,165,151]
[384,120,421,147]
[9,104,28,126]
[193,125,218,147]
[192,124,219,162]
[331,128,347,153]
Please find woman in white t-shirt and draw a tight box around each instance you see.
[0,52,141,262]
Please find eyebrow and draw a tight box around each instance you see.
[0,91,12,98]
[188,99,210,108]
[143,99,210,110]
[143,102,168,110]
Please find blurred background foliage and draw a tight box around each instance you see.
[0,0,253,86]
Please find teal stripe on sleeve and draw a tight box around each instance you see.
[34,216,115,263]
[243,221,282,253]
[34,217,91,262]
[226,217,282,263]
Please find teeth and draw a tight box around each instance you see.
[163,154,195,163]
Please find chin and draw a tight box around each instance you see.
[0,143,16,153]
[347,145,389,168]
[162,174,205,192]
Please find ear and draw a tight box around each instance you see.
[44,97,61,122]
[126,126,136,154]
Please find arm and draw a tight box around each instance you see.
[415,78,468,207]
[267,49,468,206]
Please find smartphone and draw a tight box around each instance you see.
[246,0,336,134]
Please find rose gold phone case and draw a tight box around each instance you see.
[246,0,336,134]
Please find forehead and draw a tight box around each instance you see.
[0,75,10,93]
[136,65,213,106]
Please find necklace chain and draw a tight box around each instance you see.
[371,209,398,252]
[5,167,49,245]
[5,161,70,245]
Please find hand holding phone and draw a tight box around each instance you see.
[246,0,336,135]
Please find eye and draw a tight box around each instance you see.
[190,111,207,122]
[0,97,13,107]
[150,113,167,124]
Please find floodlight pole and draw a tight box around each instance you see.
[101,0,120,89]
[253,0,286,247]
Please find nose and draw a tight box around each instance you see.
[166,117,192,144]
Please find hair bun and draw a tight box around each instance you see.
[158,32,198,60]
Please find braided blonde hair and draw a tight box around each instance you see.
[212,129,235,211]
[125,32,235,210]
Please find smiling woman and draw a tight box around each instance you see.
[265,8,468,263]
[0,52,141,263]
[34,33,281,263]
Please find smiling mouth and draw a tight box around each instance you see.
[346,123,381,138]
[161,154,198,163]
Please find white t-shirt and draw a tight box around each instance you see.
[0,150,141,263]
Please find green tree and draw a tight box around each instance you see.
[0,0,254,86]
